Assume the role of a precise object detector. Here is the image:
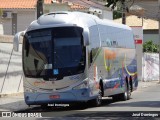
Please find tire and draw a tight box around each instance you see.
[129,76,133,92]
[100,80,104,97]
[112,94,119,101]
[119,89,128,101]
[120,78,131,101]
[91,89,102,107]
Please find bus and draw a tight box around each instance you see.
[13,11,138,107]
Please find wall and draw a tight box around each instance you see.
[0,18,12,35]
[0,9,36,35]
[0,24,4,34]
[17,10,36,32]
[143,34,159,44]
[100,10,113,20]
[143,53,159,81]
[44,3,70,13]
[0,35,23,95]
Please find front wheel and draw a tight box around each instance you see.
[91,90,102,107]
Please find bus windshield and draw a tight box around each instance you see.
[23,27,86,80]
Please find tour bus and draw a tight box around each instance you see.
[13,11,138,107]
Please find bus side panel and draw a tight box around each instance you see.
[98,47,137,97]
[90,23,138,97]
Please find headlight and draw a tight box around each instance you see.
[25,87,37,93]
[73,81,88,89]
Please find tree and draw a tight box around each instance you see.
[143,40,159,53]
[106,0,121,10]
[113,10,122,19]
[105,0,134,10]
[105,0,126,24]
[104,0,134,23]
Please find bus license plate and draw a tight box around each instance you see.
[49,95,60,99]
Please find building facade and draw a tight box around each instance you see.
[0,0,113,35]
[114,15,159,45]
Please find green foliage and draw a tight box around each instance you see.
[105,0,123,9]
[113,10,122,19]
[143,40,159,53]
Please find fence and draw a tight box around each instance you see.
[143,53,159,81]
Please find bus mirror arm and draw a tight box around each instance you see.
[13,31,25,52]
[82,28,89,46]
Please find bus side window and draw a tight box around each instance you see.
[88,48,99,66]
[90,48,99,65]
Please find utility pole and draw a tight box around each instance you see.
[159,0,160,83]
[122,0,126,24]
[37,0,44,19]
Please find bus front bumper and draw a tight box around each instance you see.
[24,88,96,105]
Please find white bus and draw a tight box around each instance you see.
[13,12,138,107]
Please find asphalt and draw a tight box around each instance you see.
[0,80,159,112]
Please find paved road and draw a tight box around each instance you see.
[0,81,160,119]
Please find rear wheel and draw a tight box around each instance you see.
[120,77,131,101]
[112,94,119,101]
[119,89,129,101]
[112,77,131,101]
[129,76,133,92]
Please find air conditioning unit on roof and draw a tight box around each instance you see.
[2,11,12,18]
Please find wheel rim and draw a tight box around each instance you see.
[124,91,128,100]
[97,91,102,105]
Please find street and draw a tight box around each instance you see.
[0,81,160,119]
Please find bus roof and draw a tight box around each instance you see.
[26,11,131,32]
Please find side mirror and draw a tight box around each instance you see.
[82,27,89,46]
[13,31,25,51]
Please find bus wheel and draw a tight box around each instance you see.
[120,78,131,101]
[112,94,119,101]
[91,90,102,107]
[129,76,133,92]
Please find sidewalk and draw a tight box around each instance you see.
[0,93,28,111]
[0,81,159,111]
[137,80,160,89]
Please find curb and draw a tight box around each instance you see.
[0,109,9,111]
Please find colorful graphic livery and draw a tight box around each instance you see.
[13,12,138,107]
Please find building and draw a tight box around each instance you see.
[114,15,159,44]
[0,0,36,35]
[44,0,112,20]
[0,0,112,35]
